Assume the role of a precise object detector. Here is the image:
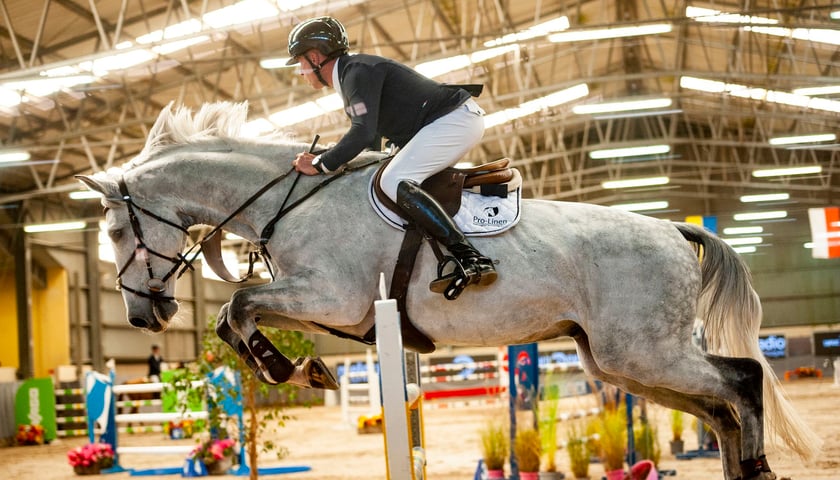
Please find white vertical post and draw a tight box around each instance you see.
[375,273,414,480]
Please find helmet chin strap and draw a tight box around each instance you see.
[303,55,332,88]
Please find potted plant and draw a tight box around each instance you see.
[514,428,542,479]
[538,384,564,479]
[633,418,660,467]
[669,409,684,455]
[190,436,237,475]
[67,442,115,475]
[566,423,590,480]
[479,420,509,479]
[16,424,45,445]
[593,407,626,480]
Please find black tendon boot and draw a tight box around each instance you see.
[396,181,497,299]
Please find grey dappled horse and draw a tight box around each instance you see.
[78,102,819,480]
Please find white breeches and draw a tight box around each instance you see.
[379,98,485,201]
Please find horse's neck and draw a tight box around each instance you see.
[134,147,372,242]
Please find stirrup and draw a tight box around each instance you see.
[429,256,496,300]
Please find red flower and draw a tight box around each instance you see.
[67,443,115,468]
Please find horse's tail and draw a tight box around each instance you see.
[675,222,822,461]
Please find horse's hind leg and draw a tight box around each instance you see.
[573,331,745,480]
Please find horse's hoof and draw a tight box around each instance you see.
[298,357,339,390]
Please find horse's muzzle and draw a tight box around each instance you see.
[129,316,165,332]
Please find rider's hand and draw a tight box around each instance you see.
[293,152,320,175]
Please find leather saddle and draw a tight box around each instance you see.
[366,158,516,353]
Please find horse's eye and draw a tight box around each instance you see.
[109,229,123,242]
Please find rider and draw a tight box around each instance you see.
[288,16,497,298]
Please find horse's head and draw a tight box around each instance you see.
[77,171,188,333]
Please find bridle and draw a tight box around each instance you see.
[114,178,192,301]
[112,147,382,303]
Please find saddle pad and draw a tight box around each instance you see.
[368,175,522,236]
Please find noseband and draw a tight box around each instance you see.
[115,178,194,302]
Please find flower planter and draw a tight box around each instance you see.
[73,465,101,475]
[486,469,505,479]
[520,472,539,480]
[669,439,684,455]
[538,472,566,480]
[206,455,234,475]
[605,469,625,480]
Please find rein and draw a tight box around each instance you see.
[115,156,383,299]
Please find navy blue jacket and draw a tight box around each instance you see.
[319,53,470,172]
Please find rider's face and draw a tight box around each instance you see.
[297,51,325,90]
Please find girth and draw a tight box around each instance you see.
[366,158,514,354]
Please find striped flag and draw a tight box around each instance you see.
[685,215,717,234]
[808,207,840,259]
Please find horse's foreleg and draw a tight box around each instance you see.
[222,290,339,390]
[215,306,273,384]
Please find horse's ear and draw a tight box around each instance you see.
[76,174,121,203]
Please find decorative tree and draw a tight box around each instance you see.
[170,316,314,480]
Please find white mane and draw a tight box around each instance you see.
[92,101,293,194]
[139,101,248,160]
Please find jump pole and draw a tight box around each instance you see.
[375,273,426,480]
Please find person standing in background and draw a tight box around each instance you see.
[147,344,163,382]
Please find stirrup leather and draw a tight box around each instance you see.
[429,255,496,300]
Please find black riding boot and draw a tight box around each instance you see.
[396,181,497,299]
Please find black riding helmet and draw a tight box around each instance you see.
[285,16,349,66]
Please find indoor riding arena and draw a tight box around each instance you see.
[1,2,838,480]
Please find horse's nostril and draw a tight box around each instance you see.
[129,317,150,329]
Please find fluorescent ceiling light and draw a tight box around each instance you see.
[268,94,343,128]
[769,133,836,145]
[0,151,30,163]
[680,76,840,113]
[723,236,763,246]
[1,0,325,110]
[260,57,293,69]
[152,36,211,55]
[0,87,21,107]
[792,85,840,96]
[687,6,839,46]
[733,246,757,254]
[136,19,202,44]
[601,176,669,189]
[202,0,279,29]
[723,226,764,235]
[752,166,821,177]
[484,16,570,47]
[483,83,589,129]
[573,97,672,115]
[745,25,840,46]
[241,118,275,137]
[69,191,103,200]
[79,50,156,75]
[2,75,96,97]
[611,200,669,212]
[686,6,778,25]
[733,211,787,221]
[415,45,519,78]
[740,193,789,202]
[589,144,670,159]
[548,23,672,43]
[832,11,840,20]
[24,221,87,233]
